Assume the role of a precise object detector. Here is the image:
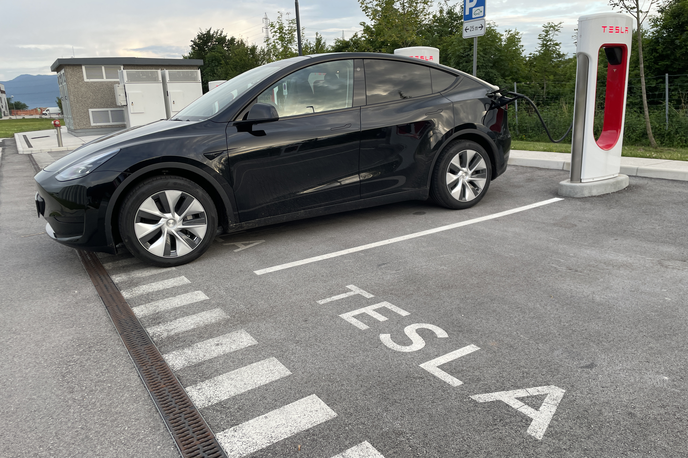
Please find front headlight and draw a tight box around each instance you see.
[55,149,120,182]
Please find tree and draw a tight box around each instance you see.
[609,0,659,147]
[302,32,332,55]
[419,1,464,66]
[55,96,63,113]
[185,28,263,92]
[9,100,28,110]
[527,23,566,81]
[331,32,373,52]
[358,0,433,53]
[646,0,688,105]
[263,12,300,62]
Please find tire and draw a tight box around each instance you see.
[430,140,492,210]
[118,176,217,267]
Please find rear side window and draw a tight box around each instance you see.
[431,68,458,93]
[364,60,432,104]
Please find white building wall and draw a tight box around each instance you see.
[0,83,9,117]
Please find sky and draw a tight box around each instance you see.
[0,0,638,82]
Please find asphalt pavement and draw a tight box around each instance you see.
[0,137,179,457]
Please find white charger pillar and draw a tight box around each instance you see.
[559,13,634,198]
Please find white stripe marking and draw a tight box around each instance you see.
[121,276,190,299]
[254,198,564,275]
[146,308,227,341]
[216,394,337,457]
[163,330,257,371]
[186,357,291,409]
[132,291,209,318]
[419,345,480,386]
[101,257,140,270]
[317,285,375,304]
[110,267,175,284]
[331,441,385,457]
[470,385,566,440]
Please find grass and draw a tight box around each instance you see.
[0,118,65,139]
[512,140,688,162]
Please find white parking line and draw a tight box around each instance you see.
[132,291,209,318]
[186,357,292,409]
[254,198,564,275]
[121,276,191,299]
[146,308,227,341]
[110,267,175,284]
[331,441,385,458]
[101,257,140,270]
[217,394,337,457]
[163,330,258,371]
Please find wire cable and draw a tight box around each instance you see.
[491,89,573,143]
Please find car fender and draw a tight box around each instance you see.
[104,159,237,249]
[426,126,500,188]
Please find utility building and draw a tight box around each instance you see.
[0,83,9,118]
[51,57,203,135]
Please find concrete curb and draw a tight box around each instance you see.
[14,127,87,155]
[509,150,688,182]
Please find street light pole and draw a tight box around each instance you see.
[295,0,303,56]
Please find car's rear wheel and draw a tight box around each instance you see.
[118,176,217,267]
[430,140,492,209]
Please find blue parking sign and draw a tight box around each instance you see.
[464,0,486,21]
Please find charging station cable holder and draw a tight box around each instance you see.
[559,13,634,198]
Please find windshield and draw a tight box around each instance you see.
[173,57,309,121]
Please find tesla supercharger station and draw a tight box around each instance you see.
[394,46,440,63]
[559,12,634,197]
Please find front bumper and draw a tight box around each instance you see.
[34,175,116,253]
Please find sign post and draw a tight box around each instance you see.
[463,0,486,76]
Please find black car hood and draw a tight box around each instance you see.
[43,120,199,173]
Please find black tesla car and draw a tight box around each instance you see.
[35,53,511,267]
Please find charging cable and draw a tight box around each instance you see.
[489,90,573,144]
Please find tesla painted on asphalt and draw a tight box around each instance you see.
[34,53,511,267]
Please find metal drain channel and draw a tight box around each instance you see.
[28,154,226,458]
[78,251,227,458]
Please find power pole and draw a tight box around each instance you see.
[262,13,270,42]
[295,1,303,56]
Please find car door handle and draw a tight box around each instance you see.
[425,109,443,115]
[330,123,352,131]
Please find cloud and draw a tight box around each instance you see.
[126,45,190,58]
[17,44,86,50]
[0,0,658,80]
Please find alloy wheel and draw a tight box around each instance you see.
[133,190,208,258]
[445,149,488,202]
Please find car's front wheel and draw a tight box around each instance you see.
[118,176,217,267]
[430,140,492,209]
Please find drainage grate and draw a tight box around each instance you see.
[78,251,227,458]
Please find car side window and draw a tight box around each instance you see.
[430,68,458,93]
[364,60,432,105]
[256,60,354,117]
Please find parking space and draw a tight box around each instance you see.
[92,165,688,456]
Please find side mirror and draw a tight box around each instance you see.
[234,103,279,134]
[245,103,279,123]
